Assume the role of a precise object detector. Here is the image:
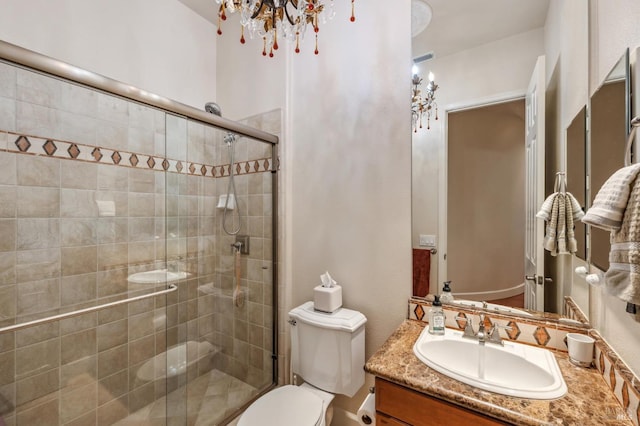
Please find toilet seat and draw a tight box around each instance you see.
[238,385,324,426]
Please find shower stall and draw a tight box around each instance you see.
[0,41,279,425]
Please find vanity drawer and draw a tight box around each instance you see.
[375,378,507,426]
[377,412,410,425]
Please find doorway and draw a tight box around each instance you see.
[445,99,526,305]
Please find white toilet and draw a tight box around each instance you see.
[238,301,367,426]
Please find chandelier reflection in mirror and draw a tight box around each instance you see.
[215,0,356,58]
[411,67,439,132]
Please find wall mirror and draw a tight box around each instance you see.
[566,107,587,261]
[410,0,589,323]
[589,49,630,271]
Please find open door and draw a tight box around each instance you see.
[524,56,546,311]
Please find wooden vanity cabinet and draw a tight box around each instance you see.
[375,378,508,426]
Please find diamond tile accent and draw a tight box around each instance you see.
[455,313,468,330]
[533,326,550,346]
[623,382,630,410]
[68,144,80,159]
[92,147,103,161]
[599,352,605,373]
[610,367,617,391]
[4,132,273,199]
[414,304,425,321]
[15,135,31,152]
[482,315,493,330]
[506,321,521,340]
[43,139,57,156]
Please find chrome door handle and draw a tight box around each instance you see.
[525,275,550,285]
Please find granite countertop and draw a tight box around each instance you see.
[364,320,632,425]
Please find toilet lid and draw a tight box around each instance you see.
[239,385,324,426]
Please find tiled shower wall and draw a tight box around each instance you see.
[0,60,277,425]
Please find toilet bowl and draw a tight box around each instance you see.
[237,301,367,426]
[238,383,334,426]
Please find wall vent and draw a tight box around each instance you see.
[413,51,435,64]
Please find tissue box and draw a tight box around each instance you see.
[314,285,342,313]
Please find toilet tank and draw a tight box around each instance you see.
[289,301,367,398]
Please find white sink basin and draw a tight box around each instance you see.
[127,269,188,285]
[413,327,567,399]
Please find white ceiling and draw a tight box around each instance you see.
[177,0,550,60]
[412,0,550,60]
[178,0,218,25]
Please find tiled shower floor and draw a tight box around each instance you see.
[114,370,256,426]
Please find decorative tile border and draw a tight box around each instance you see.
[564,296,589,324]
[409,298,640,425]
[1,130,273,177]
[409,298,586,351]
[592,330,640,426]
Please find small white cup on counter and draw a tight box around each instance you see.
[564,333,595,367]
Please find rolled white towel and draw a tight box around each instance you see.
[536,192,558,221]
[582,163,640,231]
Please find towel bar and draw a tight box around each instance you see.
[0,284,178,334]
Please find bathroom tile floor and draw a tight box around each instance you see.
[114,370,257,426]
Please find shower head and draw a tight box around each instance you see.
[205,102,222,116]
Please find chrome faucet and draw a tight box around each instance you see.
[476,314,488,346]
[458,314,510,346]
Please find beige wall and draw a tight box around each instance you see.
[287,1,412,421]
[0,0,217,110]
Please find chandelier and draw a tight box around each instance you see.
[215,0,356,57]
[411,68,439,131]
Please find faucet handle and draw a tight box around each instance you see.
[455,316,475,338]
[487,324,514,346]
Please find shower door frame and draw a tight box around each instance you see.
[0,39,280,425]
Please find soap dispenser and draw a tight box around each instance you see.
[428,295,446,335]
[440,281,454,303]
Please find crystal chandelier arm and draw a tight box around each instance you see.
[284,0,298,26]
[251,0,267,19]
